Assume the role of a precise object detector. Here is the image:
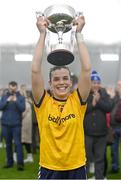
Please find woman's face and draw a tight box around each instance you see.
[49,68,72,100]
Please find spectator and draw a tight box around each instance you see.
[84,71,113,179]
[110,80,121,173]
[0,81,25,170]
[0,88,4,148]
[31,100,39,154]
[20,85,33,163]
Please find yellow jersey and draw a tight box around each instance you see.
[34,90,87,170]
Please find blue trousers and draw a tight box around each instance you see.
[111,127,121,171]
[38,166,87,179]
[2,125,23,166]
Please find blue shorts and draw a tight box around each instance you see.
[38,166,87,179]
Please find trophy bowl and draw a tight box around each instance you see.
[42,4,77,66]
[44,4,76,33]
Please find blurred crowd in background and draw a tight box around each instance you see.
[0,71,121,179]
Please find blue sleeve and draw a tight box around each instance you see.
[0,95,8,110]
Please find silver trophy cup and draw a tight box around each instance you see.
[36,4,79,66]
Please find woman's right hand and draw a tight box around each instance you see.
[36,16,49,34]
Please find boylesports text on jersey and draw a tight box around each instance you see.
[48,114,75,126]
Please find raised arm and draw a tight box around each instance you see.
[75,16,92,101]
[32,16,48,104]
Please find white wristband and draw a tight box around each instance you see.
[76,33,84,43]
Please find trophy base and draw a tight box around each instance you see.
[47,49,74,66]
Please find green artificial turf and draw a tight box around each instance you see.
[0,144,39,179]
[0,143,121,179]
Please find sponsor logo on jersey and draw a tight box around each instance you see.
[48,114,75,125]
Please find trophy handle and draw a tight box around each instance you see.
[36,11,44,19]
[75,11,83,17]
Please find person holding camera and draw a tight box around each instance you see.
[0,81,25,170]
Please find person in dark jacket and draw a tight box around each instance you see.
[110,80,121,173]
[84,71,113,179]
[0,81,25,170]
